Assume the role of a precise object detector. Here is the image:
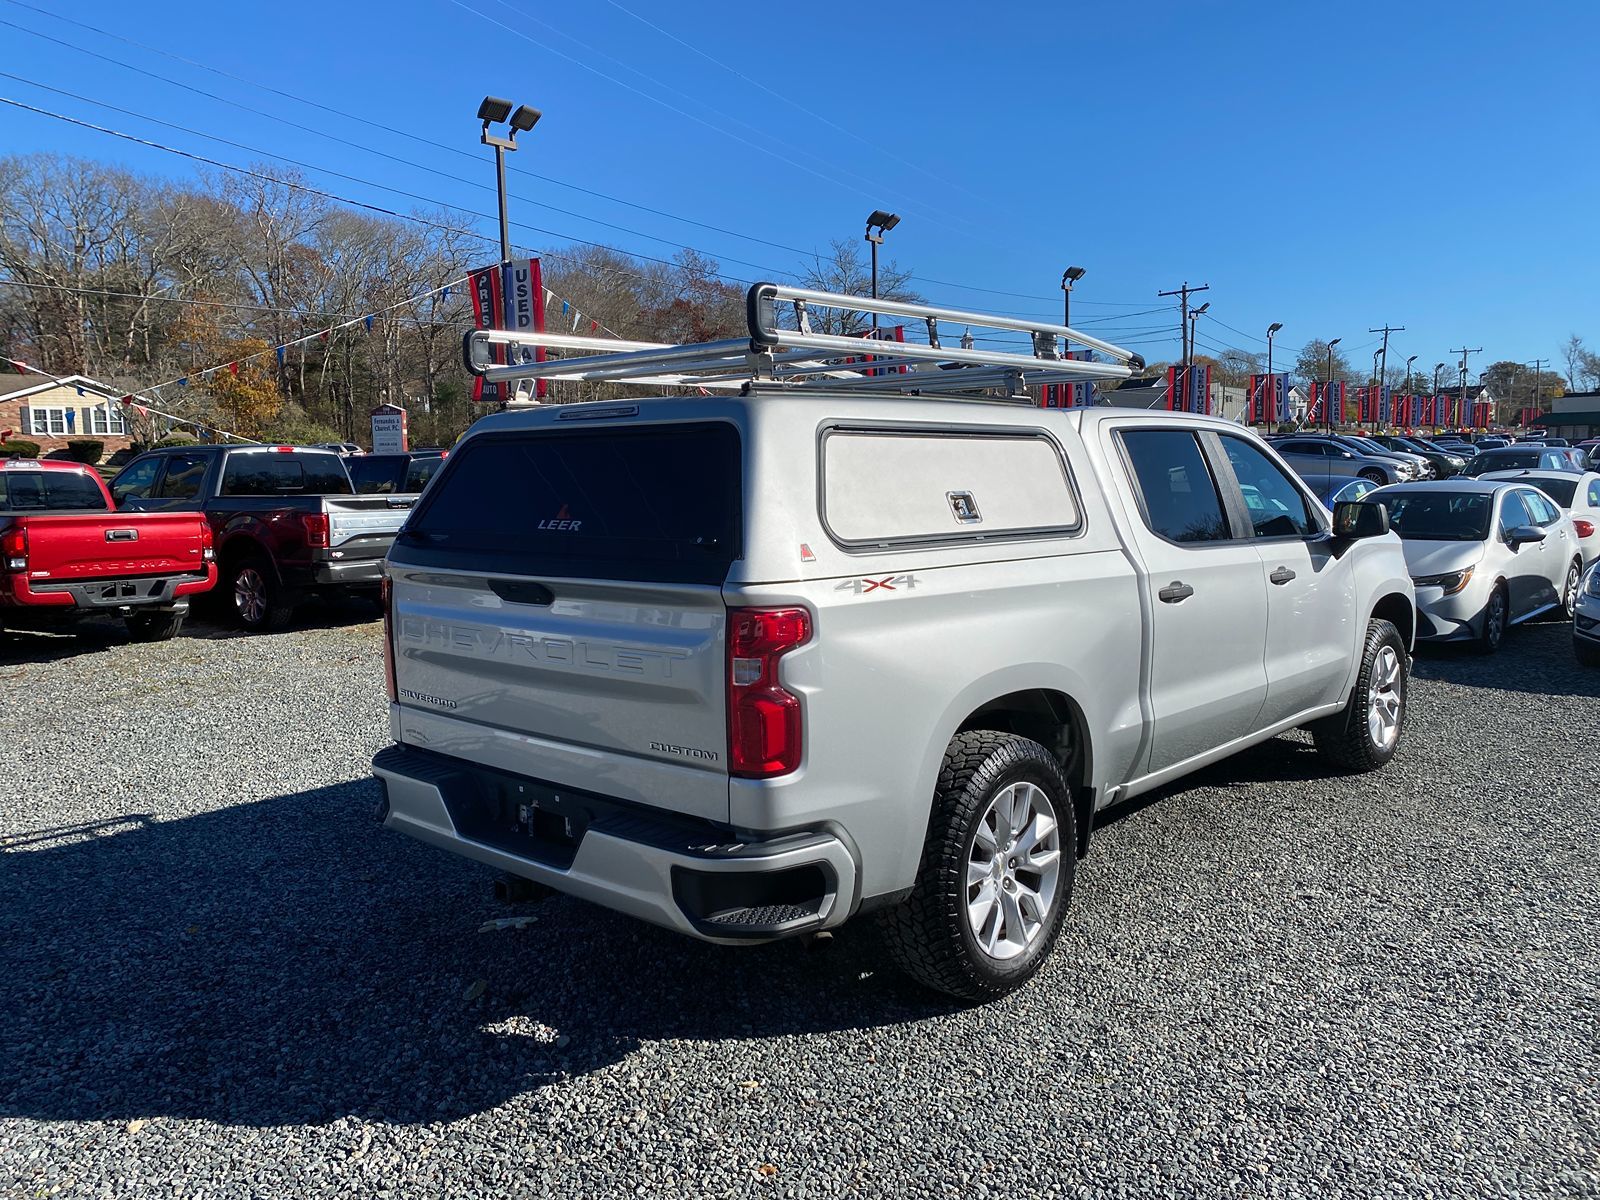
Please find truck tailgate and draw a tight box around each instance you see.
[385,421,742,823]
[10,511,209,582]
[327,495,415,557]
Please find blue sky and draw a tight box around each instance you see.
[1,0,1596,380]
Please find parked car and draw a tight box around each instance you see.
[1461,446,1585,477]
[345,451,446,496]
[1540,437,1570,447]
[1432,437,1478,457]
[1324,477,1382,507]
[1473,436,1510,450]
[1479,470,1600,567]
[109,444,419,631]
[0,458,215,641]
[1292,460,1393,506]
[1337,434,1434,478]
[1269,435,1414,482]
[372,398,1415,1002]
[1370,435,1464,477]
[315,442,363,456]
[1575,560,1600,667]
[1367,480,1584,653]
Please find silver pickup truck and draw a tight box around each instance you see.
[373,387,1416,1000]
[376,285,1418,999]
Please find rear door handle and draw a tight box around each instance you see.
[1269,566,1296,585]
[1157,581,1194,604]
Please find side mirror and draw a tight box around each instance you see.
[1333,500,1389,540]
[1505,524,1546,548]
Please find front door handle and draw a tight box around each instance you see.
[1158,581,1194,604]
[1269,566,1296,585]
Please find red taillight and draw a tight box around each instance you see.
[726,607,811,779]
[381,576,397,701]
[1,526,26,573]
[200,521,215,561]
[1575,519,1595,539]
[301,512,330,548]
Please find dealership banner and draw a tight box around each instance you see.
[1247,373,1288,424]
[501,258,548,401]
[1166,364,1211,415]
[468,263,506,404]
[1041,350,1095,409]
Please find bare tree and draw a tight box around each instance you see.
[797,239,921,335]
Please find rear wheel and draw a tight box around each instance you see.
[1477,584,1508,654]
[877,730,1076,1003]
[1309,618,1407,773]
[124,609,185,642]
[227,555,294,633]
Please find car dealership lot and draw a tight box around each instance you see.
[2,615,1597,1199]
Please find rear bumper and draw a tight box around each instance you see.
[8,564,216,610]
[372,744,858,944]
[297,554,386,588]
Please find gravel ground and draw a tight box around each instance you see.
[1,609,1597,1199]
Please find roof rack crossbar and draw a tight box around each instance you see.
[462,281,1144,399]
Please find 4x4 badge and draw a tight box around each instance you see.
[836,574,917,594]
[947,490,982,523]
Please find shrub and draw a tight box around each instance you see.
[104,447,137,468]
[0,438,41,459]
[65,438,105,465]
[264,416,344,447]
[155,433,199,448]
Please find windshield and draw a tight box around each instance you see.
[1373,491,1491,541]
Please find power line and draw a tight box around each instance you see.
[0,278,466,325]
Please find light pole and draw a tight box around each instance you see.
[1433,362,1446,393]
[478,97,541,264]
[1061,266,1085,352]
[1373,348,1383,429]
[1325,337,1342,431]
[1186,301,1209,368]
[1265,322,1283,427]
[864,210,900,336]
[1404,354,1418,394]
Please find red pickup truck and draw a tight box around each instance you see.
[0,459,216,641]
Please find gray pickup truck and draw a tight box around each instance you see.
[373,395,1416,1000]
[112,444,416,631]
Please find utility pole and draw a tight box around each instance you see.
[1369,324,1404,428]
[1158,281,1209,369]
[1529,357,1548,425]
[1453,346,1481,430]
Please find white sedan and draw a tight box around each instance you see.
[1480,469,1600,568]
[1367,481,1585,653]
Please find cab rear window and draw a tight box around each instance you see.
[220,452,353,496]
[0,467,107,512]
[398,423,741,584]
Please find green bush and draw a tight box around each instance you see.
[65,438,105,465]
[0,438,41,459]
[264,416,344,447]
[155,433,199,448]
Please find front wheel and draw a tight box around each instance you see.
[1309,618,1408,773]
[1359,469,1387,484]
[877,730,1076,1003]
[1477,585,1508,655]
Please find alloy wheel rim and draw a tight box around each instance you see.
[1366,645,1403,750]
[965,781,1061,961]
[234,568,266,624]
[1565,566,1580,614]
[1487,592,1505,644]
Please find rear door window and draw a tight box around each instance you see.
[398,423,741,584]
[0,467,108,512]
[1120,429,1232,544]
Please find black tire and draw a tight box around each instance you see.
[1560,560,1582,620]
[1575,637,1600,668]
[876,730,1076,1003]
[1309,618,1408,773]
[226,554,294,633]
[1476,584,1508,655]
[124,609,185,642]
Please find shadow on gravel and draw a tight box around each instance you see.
[1411,620,1600,698]
[0,596,379,665]
[0,781,952,1128]
[1096,735,1328,831]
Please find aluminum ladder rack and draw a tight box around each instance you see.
[463,282,1145,401]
